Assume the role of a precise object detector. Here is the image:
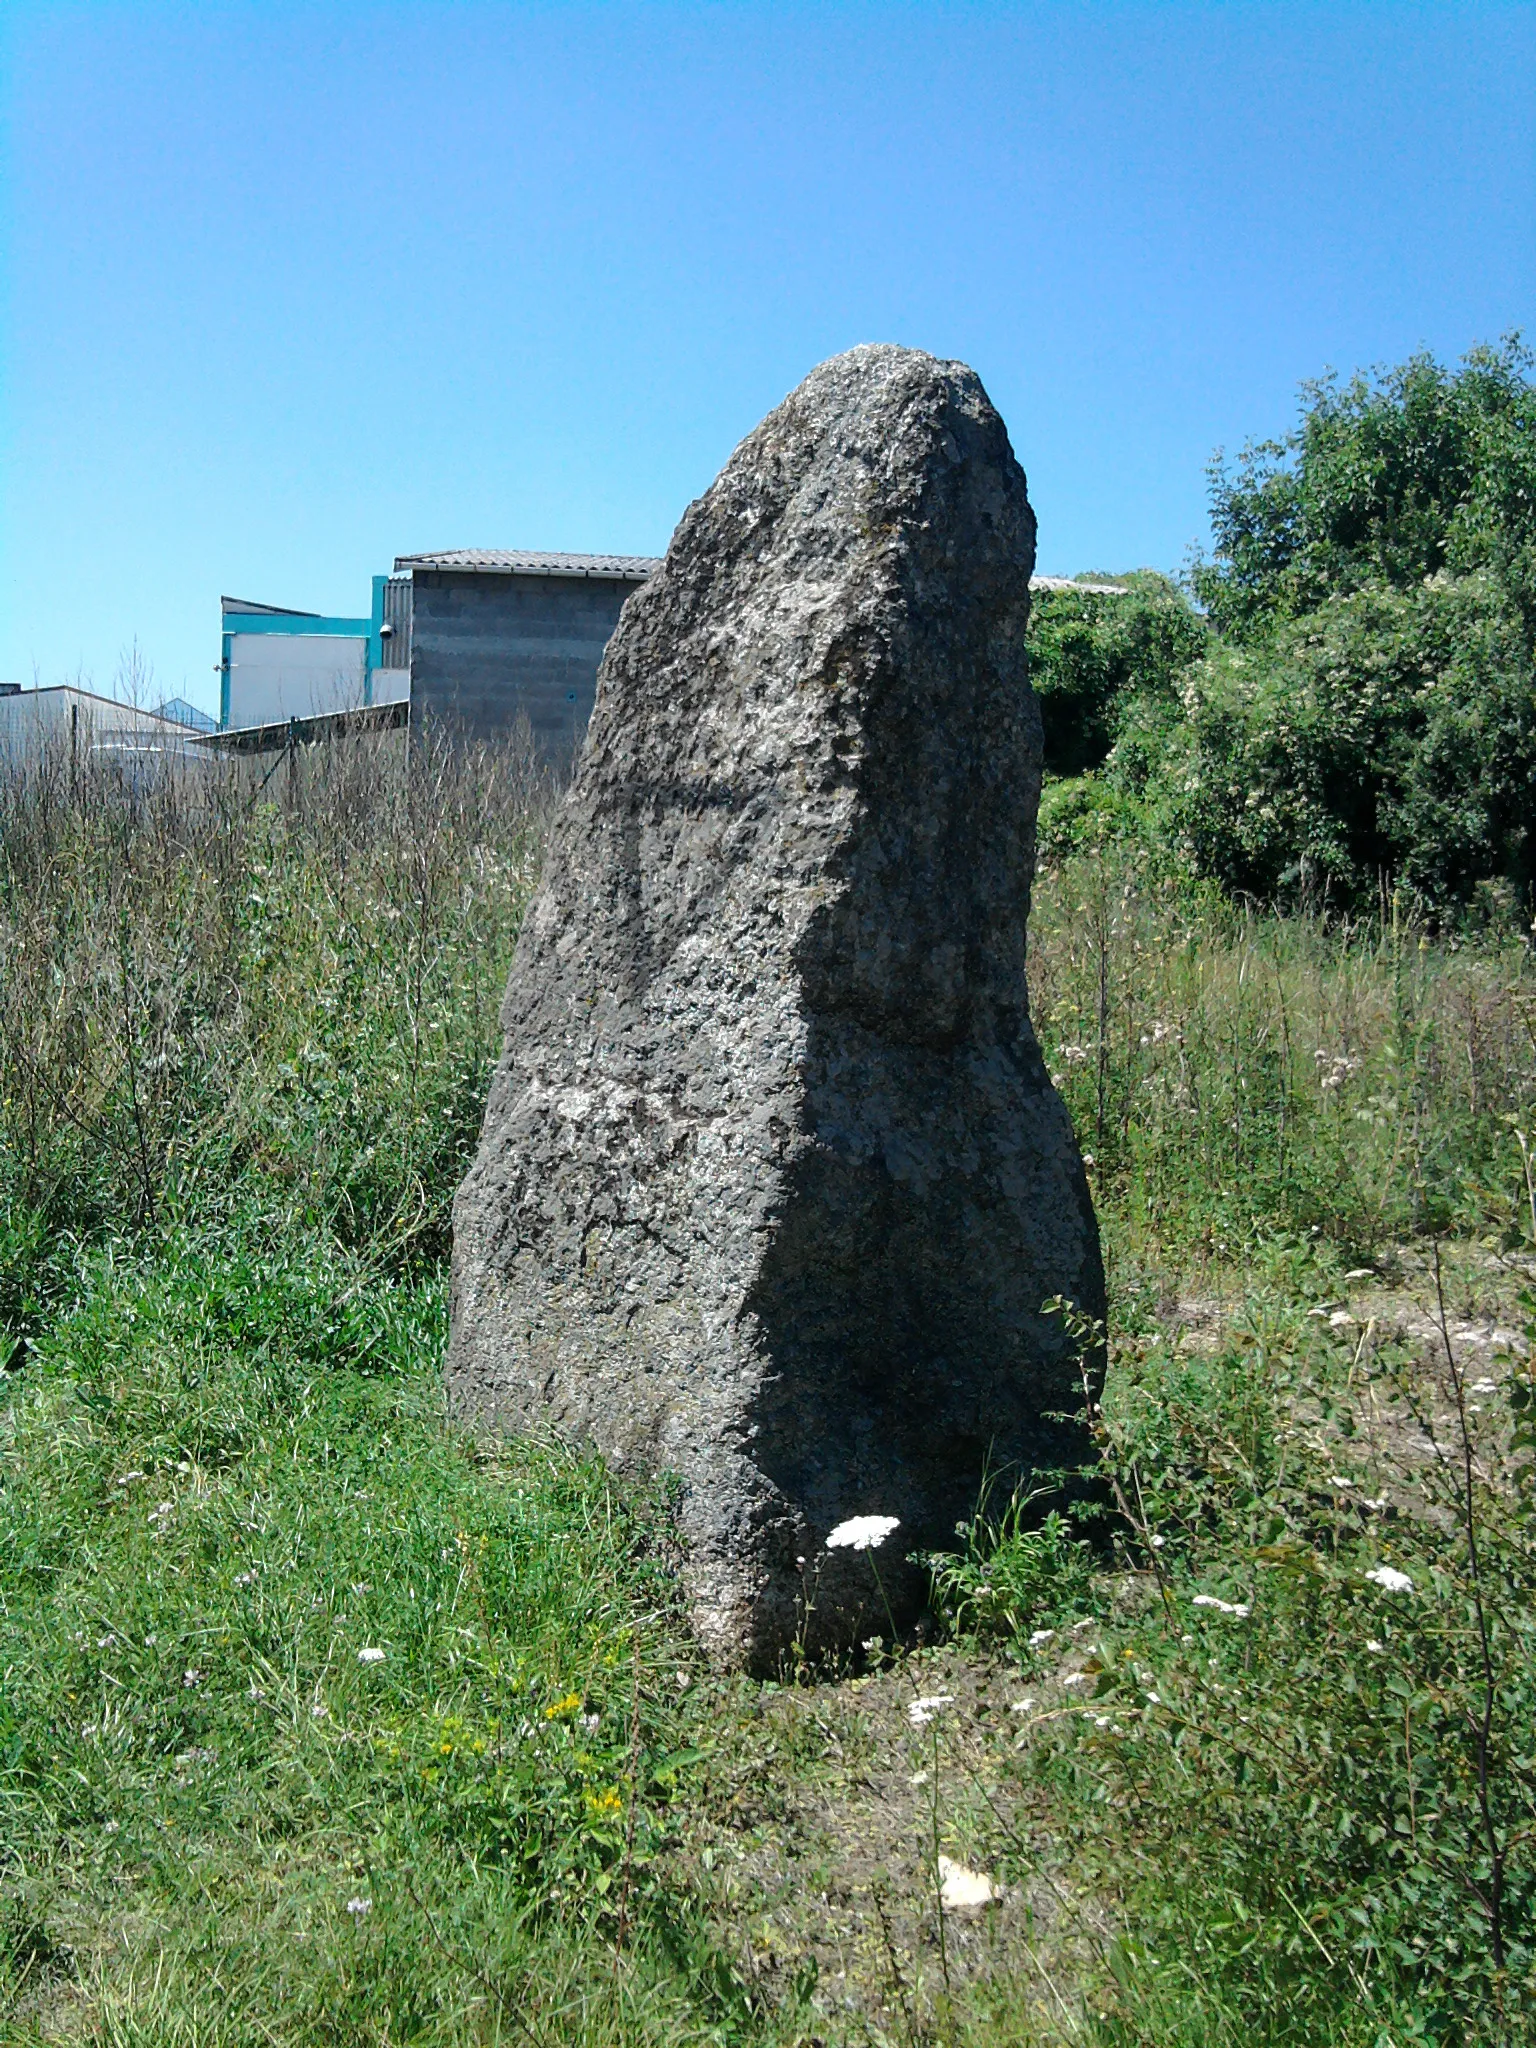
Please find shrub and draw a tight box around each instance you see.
[1028,571,1207,779]
[1163,574,1536,912]
[1193,337,1536,639]
[1158,339,1536,917]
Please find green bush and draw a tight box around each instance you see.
[1165,573,1536,911]
[1192,337,1536,638]
[1165,339,1536,916]
[1027,571,1207,779]
[1033,342,1536,919]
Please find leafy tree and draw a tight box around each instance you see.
[1159,339,1536,916]
[1193,337,1536,639]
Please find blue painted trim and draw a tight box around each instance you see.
[219,580,391,725]
[222,612,372,637]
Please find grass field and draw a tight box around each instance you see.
[2,740,1533,2044]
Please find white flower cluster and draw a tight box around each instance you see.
[907,1694,954,1726]
[1364,1565,1414,1594]
[1315,1049,1363,1091]
[1191,1593,1251,1618]
[825,1514,900,1553]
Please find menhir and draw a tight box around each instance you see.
[448,344,1104,1668]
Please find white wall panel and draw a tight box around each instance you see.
[228,635,366,729]
[370,667,410,707]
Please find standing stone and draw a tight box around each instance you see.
[448,344,1104,1668]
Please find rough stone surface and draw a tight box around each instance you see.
[448,344,1105,1668]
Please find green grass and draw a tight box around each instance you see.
[1,1215,753,2043]
[2,744,1534,2042]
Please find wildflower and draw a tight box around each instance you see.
[1028,1628,1056,1649]
[1366,1640,1386,1654]
[908,1769,929,1786]
[544,1691,583,1719]
[233,1571,257,1588]
[1010,1697,1036,1713]
[1365,1565,1414,1594]
[1471,1378,1498,1396]
[1315,1050,1362,1091]
[182,1668,202,1688]
[907,1694,954,1726]
[1330,1476,1354,1488]
[311,1701,330,1719]
[937,1856,1002,1909]
[1192,1594,1251,1617]
[345,1897,372,1917]
[1061,1673,1089,1689]
[1362,1495,1390,1512]
[1149,1534,1166,1549]
[584,1785,623,1818]
[357,1646,386,1664]
[578,1712,601,1734]
[826,1514,900,1552]
[1328,1311,1355,1328]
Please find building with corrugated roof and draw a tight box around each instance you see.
[0,683,204,768]
[216,553,660,760]
[392,550,660,757]
[214,556,1123,759]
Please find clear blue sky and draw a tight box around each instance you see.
[2,2,1531,713]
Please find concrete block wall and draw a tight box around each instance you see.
[408,571,645,760]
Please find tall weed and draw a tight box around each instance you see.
[1029,844,1536,1265]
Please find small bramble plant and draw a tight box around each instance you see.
[979,1276,1536,2042]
